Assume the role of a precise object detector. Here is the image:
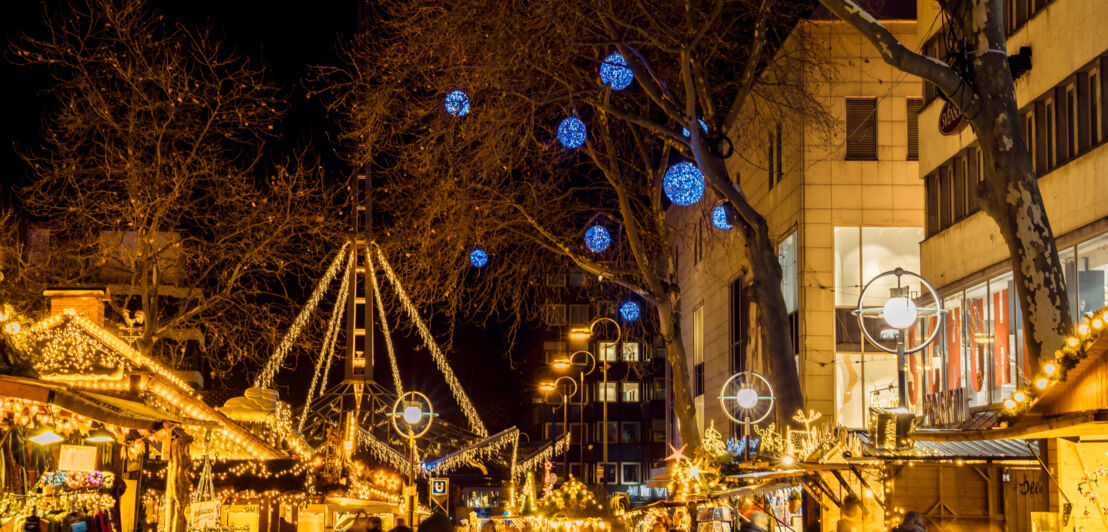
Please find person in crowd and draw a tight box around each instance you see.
[390,518,414,532]
[892,511,925,532]
[417,512,454,532]
[367,516,385,532]
[737,511,770,532]
[836,495,864,532]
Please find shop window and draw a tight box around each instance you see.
[1076,234,1108,320]
[964,284,991,407]
[621,463,642,485]
[621,422,641,443]
[846,98,878,160]
[907,99,922,160]
[833,227,925,308]
[834,352,898,427]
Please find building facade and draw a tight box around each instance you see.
[669,13,923,433]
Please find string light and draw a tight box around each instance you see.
[599,52,633,90]
[712,204,733,230]
[514,433,570,481]
[618,301,640,321]
[557,117,586,149]
[584,225,611,252]
[663,162,705,206]
[423,428,519,475]
[368,248,405,397]
[444,90,470,117]
[469,248,488,268]
[298,250,353,431]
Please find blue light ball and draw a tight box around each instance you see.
[557,117,587,149]
[469,248,488,268]
[599,52,634,90]
[682,119,709,138]
[584,225,611,252]
[663,162,705,206]
[712,204,733,230]
[619,301,640,321]
[445,90,470,117]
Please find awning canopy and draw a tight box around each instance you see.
[0,374,164,430]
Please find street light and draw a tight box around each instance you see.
[853,268,945,408]
[567,317,621,488]
[550,350,597,482]
[540,376,578,479]
[389,391,435,527]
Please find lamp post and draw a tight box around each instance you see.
[853,268,945,409]
[568,316,621,489]
[551,350,597,480]
[540,376,578,479]
[389,391,435,527]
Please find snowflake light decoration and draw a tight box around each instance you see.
[619,301,640,321]
[557,117,587,149]
[682,119,709,138]
[469,248,488,268]
[712,204,733,230]
[599,52,634,90]
[584,224,610,252]
[444,90,470,117]
[663,162,705,206]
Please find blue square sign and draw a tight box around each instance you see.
[431,478,449,496]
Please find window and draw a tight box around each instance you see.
[568,268,587,286]
[925,173,939,236]
[599,463,617,484]
[693,305,705,396]
[768,122,783,188]
[694,221,704,266]
[597,382,617,402]
[834,227,925,307]
[907,98,922,160]
[599,341,619,361]
[596,300,616,318]
[621,422,641,443]
[835,352,899,427]
[621,382,641,402]
[546,272,566,287]
[569,304,590,325]
[779,231,798,314]
[570,423,584,444]
[1067,84,1078,159]
[953,157,966,221]
[846,98,878,160]
[652,378,666,401]
[622,342,640,361]
[1091,69,1102,145]
[1023,111,1036,172]
[938,165,952,228]
[545,304,566,326]
[596,422,619,444]
[621,463,642,485]
[730,278,746,373]
[543,341,566,363]
[1045,98,1056,169]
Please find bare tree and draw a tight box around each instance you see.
[10,0,346,381]
[818,0,1071,363]
[320,0,829,445]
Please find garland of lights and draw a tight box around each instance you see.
[1001,306,1108,419]
[423,428,519,475]
[356,427,412,473]
[513,433,570,481]
[372,244,488,437]
[298,251,353,431]
[536,476,605,517]
[255,243,351,389]
[368,248,405,397]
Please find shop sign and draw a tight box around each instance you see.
[921,387,969,426]
[939,100,970,136]
[58,445,98,472]
[189,501,220,528]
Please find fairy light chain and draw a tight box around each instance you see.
[298,250,353,431]
[255,243,351,389]
[514,433,571,481]
[372,244,488,437]
[356,427,412,473]
[423,428,519,475]
[367,247,405,397]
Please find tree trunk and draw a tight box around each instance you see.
[163,427,192,532]
[655,299,702,451]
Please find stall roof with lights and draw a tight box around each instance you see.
[0,374,165,430]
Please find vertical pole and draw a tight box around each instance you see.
[602,362,608,489]
[897,337,907,408]
[408,435,415,528]
[579,368,585,480]
[562,393,569,479]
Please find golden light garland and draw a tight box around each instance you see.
[513,433,571,481]
[356,428,412,473]
[423,428,519,475]
[298,250,353,432]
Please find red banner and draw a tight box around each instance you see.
[994,289,1010,385]
[947,307,962,390]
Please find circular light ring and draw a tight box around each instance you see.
[444,90,470,117]
[663,162,705,206]
[557,117,587,149]
[855,269,944,355]
[718,371,775,425]
[599,52,634,90]
[619,301,640,321]
[735,388,759,409]
[469,248,488,268]
[402,405,423,424]
[711,204,733,230]
[882,297,918,329]
[681,119,709,138]
[390,391,434,439]
[584,225,611,252]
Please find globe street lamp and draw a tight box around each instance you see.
[551,350,597,481]
[567,317,621,488]
[719,371,775,461]
[389,391,435,526]
[853,268,945,408]
[540,376,579,479]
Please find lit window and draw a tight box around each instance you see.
[621,382,640,402]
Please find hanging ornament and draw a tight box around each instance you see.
[584,225,611,252]
[682,119,709,138]
[619,301,640,321]
[663,162,705,206]
[712,204,733,230]
[557,117,587,149]
[469,248,488,268]
[599,52,634,90]
[444,90,470,117]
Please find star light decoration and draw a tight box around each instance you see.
[584,224,611,252]
[712,204,733,230]
[444,90,470,117]
[665,443,718,502]
[599,52,634,90]
[663,162,705,206]
[469,248,489,268]
[557,117,587,149]
[619,301,640,321]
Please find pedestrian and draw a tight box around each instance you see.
[737,511,769,532]
[892,511,925,532]
[390,518,414,532]
[835,495,864,532]
[418,512,454,532]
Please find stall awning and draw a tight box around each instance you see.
[0,374,163,430]
[855,430,1039,460]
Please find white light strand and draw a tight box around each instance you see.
[298,250,354,431]
[372,244,488,437]
[514,434,571,481]
[423,428,519,475]
[255,243,351,389]
[367,248,404,397]
[356,427,412,473]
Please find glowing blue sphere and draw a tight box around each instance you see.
[682,119,709,138]
[557,117,586,149]
[619,301,640,321]
[599,52,634,90]
[712,204,733,230]
[469,248,488,268]
[584,225,611,252]
[663,162,705,206]
[445,90,470,117]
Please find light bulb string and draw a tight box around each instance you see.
[298,250,354,432]
[367,247,404,397]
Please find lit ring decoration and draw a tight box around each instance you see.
[663,162,705,206]
[851,268,946,355]
[619,301,640,321]
[599,52,633,90]
[389,391,435,439]
[681,119,709,138]
[718,371,775,425]
[557,117,587,149]
[444,90,470,117]
[711,204,732,230]
[584,225,611,252]
[469,248,488,268]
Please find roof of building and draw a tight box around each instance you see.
[854,430,1039,460]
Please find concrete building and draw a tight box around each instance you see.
[668,10,923,433]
